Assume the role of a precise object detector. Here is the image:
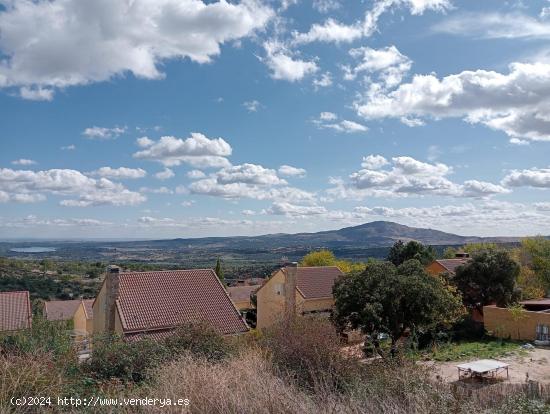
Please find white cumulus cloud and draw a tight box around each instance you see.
[83,126,127,140]
[356,62,550,143]
[133,133,232,168]
[0,0,274,99]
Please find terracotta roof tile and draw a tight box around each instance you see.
[0,291,32,331]
[227,285,260,303]
[293,266,344,299]
[435,258,471,274]
[115,269,248,336]
[44,299,81,321]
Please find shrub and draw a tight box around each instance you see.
[0,317,76,370]
[164,321,231,361]
[83,335,168,383]
[260,316,359,392]
[84,321,230,384]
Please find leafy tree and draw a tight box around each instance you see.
[442,247,458,259]
[301,249,337,267]
[215,258,224,283]
[453,251,520,313]
[301,249,365,273]
[86,268,101,279]
[517,267,546,300]
[333,259,463,357]
[521,237,550,290]
[462,242,498,255]
[387,240,436,266]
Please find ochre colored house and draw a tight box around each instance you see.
[426,256,470,276]
[256,264,343,330]
[93,266,248,341]
[484,299,550,341]
[73,299,94,335]
[44,299,81,323]
[44,298,94,335]
[0,291,32,332]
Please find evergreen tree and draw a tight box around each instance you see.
[215,258,224,283]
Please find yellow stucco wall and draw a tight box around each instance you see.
[298,297,334,313]
[73,302,91,335]
[92,281,124,336]
[256,269,335,330]
[92,282,106,335]
[256,270,286,329]
[232,300,252,311]
[484,305,550,340]
[114,309,123,334]
[426,261,447,276]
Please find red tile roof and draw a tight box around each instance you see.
[0,291,32,331]
[44,299,81,321]
[227,285,260,303]
[82,299,94,319]
[115,269,248,336]
[435,258,470,274]
[293,266,343,299]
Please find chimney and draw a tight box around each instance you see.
[284,262,298,321]
[105,265,120,333]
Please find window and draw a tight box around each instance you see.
[274,283,284,295]
[536,324,549,341]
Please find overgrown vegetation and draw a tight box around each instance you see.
[333,259,464,356]
[2,317,549,414]
[417,339,526,362]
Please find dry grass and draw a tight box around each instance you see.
[0,353,65,413]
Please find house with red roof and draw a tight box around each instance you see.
[44,298,94,335]
[92,266,248,341]
[0,291,32,332]
[227,285,260,311]
[255,264,343,329]
[426,253,471,276]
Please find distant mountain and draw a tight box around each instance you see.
[145,220,516,250]
[1,221,525,264]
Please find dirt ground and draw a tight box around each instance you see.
[423,348,550,384]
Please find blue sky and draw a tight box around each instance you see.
[1,0,550,239]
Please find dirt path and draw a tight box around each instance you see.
[423,348,550,384]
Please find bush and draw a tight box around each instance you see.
[164,321,231,361]
[84,321,230,384]
[260,317,359,392]
[0,317,76,368]
[83,335,168,383]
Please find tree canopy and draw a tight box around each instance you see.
[301,249,336,267]
[386,240,436,266]
[520,237,550,290]
[300,249,365,273]
[214,258,224,283]
[333,259,463,356]
[453,251,519,312]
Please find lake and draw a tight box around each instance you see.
[10,247,57,253]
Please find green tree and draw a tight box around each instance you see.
[453,251,520,314]
[462,242,498,255]
[301,249,365,274]
[300,249,336,267]
[333,259,463,357]
[442,247,458,259]
[521,237,550,290]
[214,258,224,283]
[387,240,436,266]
